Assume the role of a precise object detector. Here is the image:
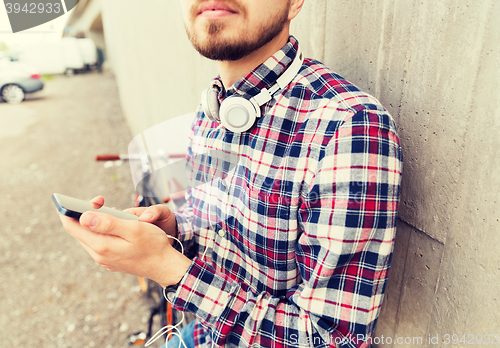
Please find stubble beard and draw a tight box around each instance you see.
[186,5,290,61]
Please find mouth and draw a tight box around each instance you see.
[197,1,238,18]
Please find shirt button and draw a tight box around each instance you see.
[217,229,226,238]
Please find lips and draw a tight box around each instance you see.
[198,1,237,15]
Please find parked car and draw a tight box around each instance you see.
[0,61,44,104]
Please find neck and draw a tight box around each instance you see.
[217,27,290,89]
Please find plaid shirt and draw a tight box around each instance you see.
[173,36,403,348]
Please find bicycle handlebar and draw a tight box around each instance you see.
[95,154,122,161]
[95,153,186,162]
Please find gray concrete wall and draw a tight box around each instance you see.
[101,0,217,136]
[100,0,499,345]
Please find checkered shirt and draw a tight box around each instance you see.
[172,36,403,348]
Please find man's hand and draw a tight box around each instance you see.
[58,197,192,288]
[124,203,178,241]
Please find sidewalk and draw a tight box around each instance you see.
[0,72,158,348]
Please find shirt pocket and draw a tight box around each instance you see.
[243,187,300,293]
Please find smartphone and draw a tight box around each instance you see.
[52,193,139,221]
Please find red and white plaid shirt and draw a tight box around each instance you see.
[173,36,403,348]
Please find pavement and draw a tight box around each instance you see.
[0,72,164,348]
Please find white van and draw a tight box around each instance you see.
[76,38,98,69]
[59,37,85,75]
[11,37,95,75]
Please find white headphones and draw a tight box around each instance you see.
[201,48,304,133]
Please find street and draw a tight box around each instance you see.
[0,72,159,347]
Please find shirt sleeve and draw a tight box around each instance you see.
[171,109,403,348]
[173,188,195,241]
[173,109,223,249]
[173,146,203,260]
[173,113,199,248]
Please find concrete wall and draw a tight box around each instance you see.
[101,0,217,136]
[100,0,499,345]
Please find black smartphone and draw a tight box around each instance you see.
[52,193,139,221]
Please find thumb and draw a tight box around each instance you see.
[80,211,121,237]
[137,205,172,223]
[80,212,100,229]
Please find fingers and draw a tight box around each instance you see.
[123,205,177,242]
[136,204,173,223]
[77,240,102,264]
[77,239,121,273]
[122,205,174,222]
[137,205,178,239]
[90,196,105,209]
[80,211,126,237]
[59,208,186,283]
[58,212,124,254]
[59,212,82,232]
[123,207,148,217]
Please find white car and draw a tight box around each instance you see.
[0,60,44,104]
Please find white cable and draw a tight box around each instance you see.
[166,234,184,255]
[200,244,209,262]
[145,284,214,348]
[145,313,186,347]
[144,234,186,347]
[200,233,213,262]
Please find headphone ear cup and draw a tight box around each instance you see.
[201,88,221,122]
[219,96,260,133]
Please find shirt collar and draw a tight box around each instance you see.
[210,36,300,102]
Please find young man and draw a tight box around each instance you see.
[59,0,403,347]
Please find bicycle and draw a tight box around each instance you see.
[95,151,187,346]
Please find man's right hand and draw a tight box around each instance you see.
[123,204,178,241]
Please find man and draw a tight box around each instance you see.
[59,0,403,347]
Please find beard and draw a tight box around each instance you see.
[185,2,290,61]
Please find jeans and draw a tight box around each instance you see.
[160,319,196,348]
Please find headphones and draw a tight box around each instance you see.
[201,48,304,133]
